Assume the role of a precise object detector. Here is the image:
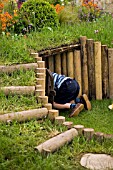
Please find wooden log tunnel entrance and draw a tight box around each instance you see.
[38,36,113,100]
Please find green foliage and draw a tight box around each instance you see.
[15,0,59,34]
[58,5,80,25]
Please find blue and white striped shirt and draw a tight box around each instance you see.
[52,72,70,90]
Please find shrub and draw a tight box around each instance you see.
[15,0,59,34]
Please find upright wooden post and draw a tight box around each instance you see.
[80,36,88,95]
[54,53,61,74]
[73,50,82,96]
[61,52,67,76]
[108,48,113,99]
[94,41,102,100]
[101,45,109,98]
[48,55,54,72]
[86,39,95,99]
[67,51,74,78]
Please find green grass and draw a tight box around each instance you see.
[0,70,36,86]
[0,92,41,114]
[0,99,113,170]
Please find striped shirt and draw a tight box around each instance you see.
[52,72,70,90]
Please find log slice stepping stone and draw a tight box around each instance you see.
[80,153,113,170]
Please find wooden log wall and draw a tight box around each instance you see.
[39,36,113,100]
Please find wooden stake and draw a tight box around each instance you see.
[35,128,78,154]
[67,51,74,78]
[48,55,54,72]
[37,61,45,68]
[44,103,52,110]
[37,96,48,105]
[108,48,113,99]
[101,45,109,98]
[63,121,73,129]
[48,109,59,121]
[94,41,102,100]
[54,54,61,74]
[73,125,84,136]
[36,78,45,89]
[55,116,65,125]
[83,128,94,141]
[35,68,46,74]
[73,50,82,96]
[94,132,104,142]
[35,89,45,96]
[61,52,67,75]
[36,73,45,78]
[80,36,88,95]
[86,39,95,99]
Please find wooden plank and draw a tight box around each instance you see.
[48,55,54,72]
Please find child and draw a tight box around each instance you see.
[47,69,91,117]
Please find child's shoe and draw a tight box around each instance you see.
[69,103,84,117]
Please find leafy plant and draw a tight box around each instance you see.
[16,0,59,34]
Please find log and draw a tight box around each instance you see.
[63,121,73,129]
[37,96,48,105]
[80,36,88,95]
[55,116,65,125]
[83,128,94,140]
[94,41,102,100]
[36,78,45,89]
[48,55,54,72]
[35,128,78,154]
[36,73,45,79]
[54,53,61,74]
[38,44,80,57]
[48,109,59,121]
[101,45,109,98]
[35,68,46,74]
[0,86,35,95]
[61,52,67,75]
[73,50,82,96]
[86,39,95,99]
[30,53,42,62]
[73,124,84,136]
[44,103,52,110]
[0,63,38,74]
[108,48,113,99]
[35,89,45,96]
[0,108,48,122]
[37,61,45,68]
[67,51,74,78]
[94,132,104,142]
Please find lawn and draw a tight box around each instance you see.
[0,99,113,170]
